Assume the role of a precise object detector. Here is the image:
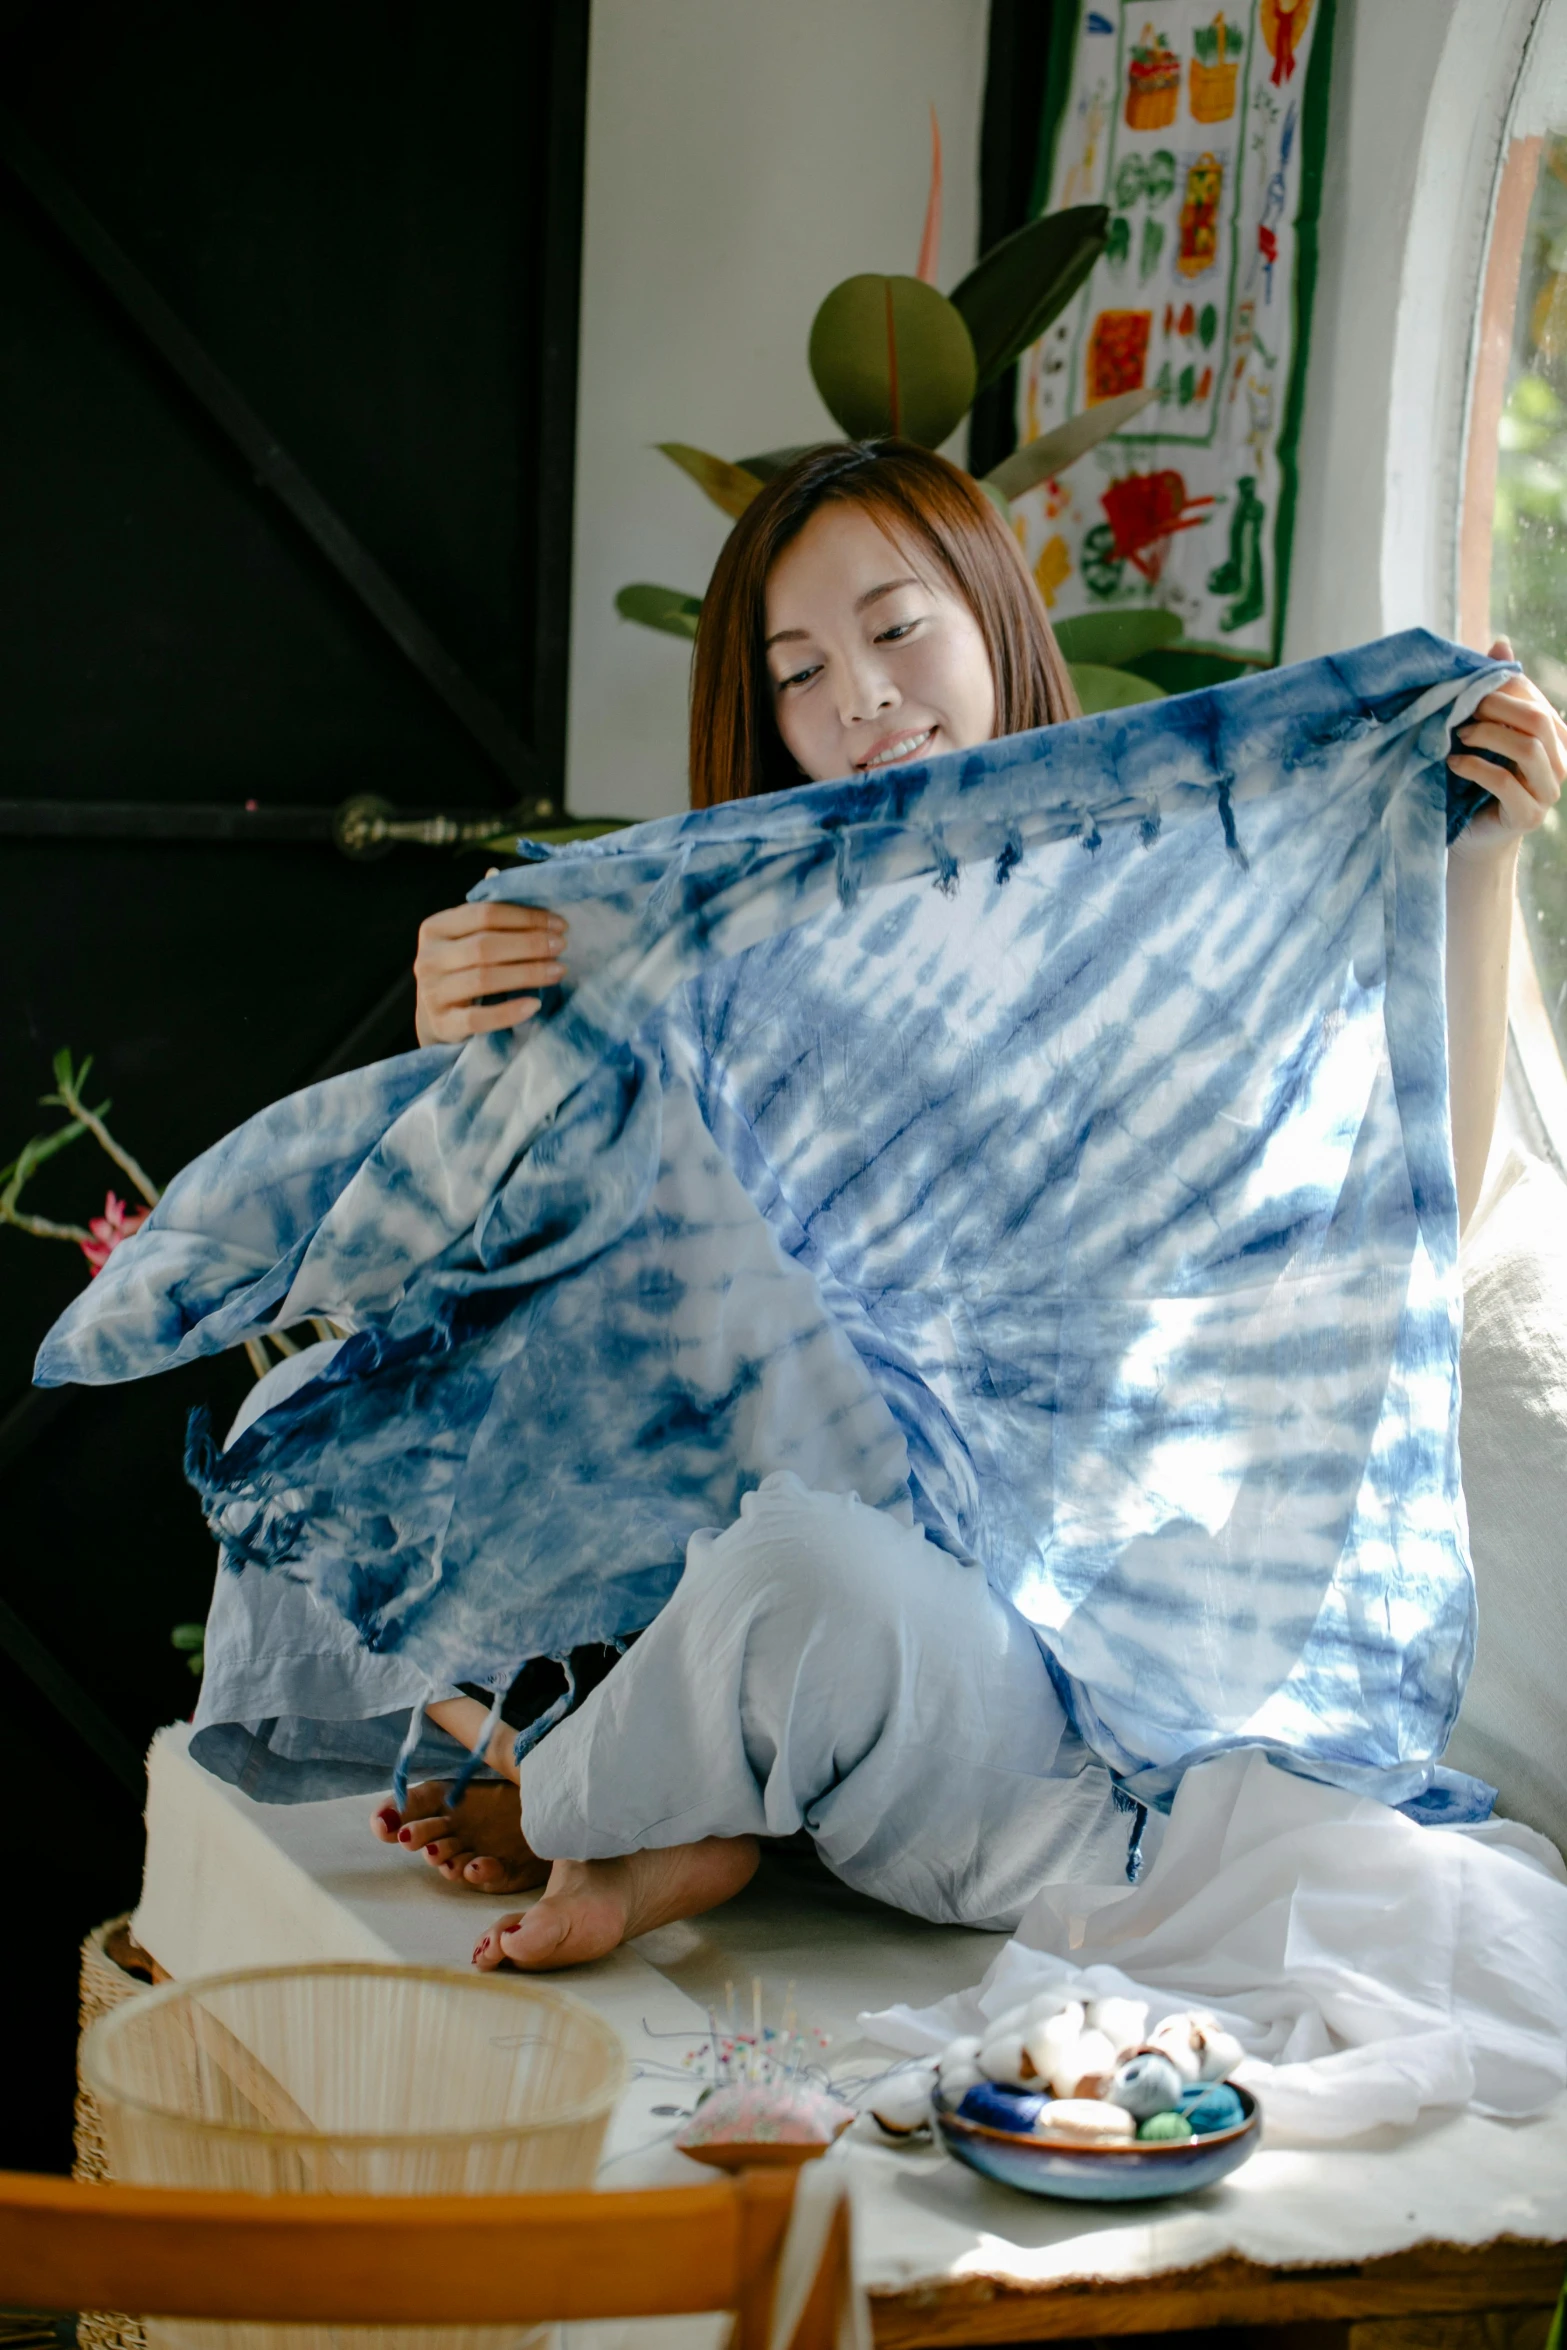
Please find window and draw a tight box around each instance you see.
[1488,133,1567,1076]
[1459,0,1567,1158]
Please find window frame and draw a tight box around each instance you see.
[1452,5,1567,1164]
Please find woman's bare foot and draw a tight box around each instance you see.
[471,1835,761,1971]
[371,1780,550,1894]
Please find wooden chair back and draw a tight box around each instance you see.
[0,2164,859,2350]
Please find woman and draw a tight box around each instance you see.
[374,441,1565,1972]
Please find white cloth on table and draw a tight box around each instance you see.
[763,2161,870,2350]
[518,1471,1138,1929]
[863,1745,1567,2137]
[1446,1148,1567,1850]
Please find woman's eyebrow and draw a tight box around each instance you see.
[855,575,923,612]
[765,576,924,651]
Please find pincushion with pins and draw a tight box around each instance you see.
[672,1983,852,2171]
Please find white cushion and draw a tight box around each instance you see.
[1446,1150,1567,1851]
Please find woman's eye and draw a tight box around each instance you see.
[778,663,820,692]
[877,619,919,644]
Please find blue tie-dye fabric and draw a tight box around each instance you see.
[38,632,1508,1816]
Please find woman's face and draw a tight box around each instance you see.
[763,504,997,783]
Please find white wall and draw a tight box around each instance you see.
[564,0,989,819]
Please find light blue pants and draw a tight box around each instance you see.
[517,1473,1137,1930]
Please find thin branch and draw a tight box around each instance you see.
[0,1200,91,1243]
[1,1125,95,1242]
[46,1066,160,1205]
[0,1115,89,1190]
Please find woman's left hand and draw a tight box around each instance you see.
[1447,636,1567,860]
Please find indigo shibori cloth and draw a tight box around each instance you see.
[37,632,1510,1813]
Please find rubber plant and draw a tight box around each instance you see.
[616,115,1180,716]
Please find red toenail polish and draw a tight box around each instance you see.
[377,1807,399,1827]
[398,1827,413,1843]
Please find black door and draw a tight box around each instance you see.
[0,0,588,2167]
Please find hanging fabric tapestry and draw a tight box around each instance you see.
[1016,0,1335,662]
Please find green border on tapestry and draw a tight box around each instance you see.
[1028,0,1087,221]
[1269,0,1340,666]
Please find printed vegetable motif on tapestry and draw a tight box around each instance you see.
[1014,0,1334,662]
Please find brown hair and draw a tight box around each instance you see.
[688,438,1079,809]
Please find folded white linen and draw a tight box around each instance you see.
[1446,1147,1567,1850]
[860,1749,1567,2141]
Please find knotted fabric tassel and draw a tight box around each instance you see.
[391,1694,430,1813]
[512,1656,579,1771]
[927,826,960,896]
[1112,1779,1151,1883]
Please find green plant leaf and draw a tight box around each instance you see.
[983,387,1156,502]
[1053,608,1184,669]
[1068,661,1168,714]
[808,275,976,447]
[1124,643,1270,695]
[949,205,1109,390]
[615,584,704,641]
[171,1621,206,1678]
[735,445,823,482]
[657,443,763,521]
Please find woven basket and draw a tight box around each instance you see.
[75,1916,155,2350]
[80,1960,624,2350]
[1189,56,1238,120]
[1125,79,1179,131]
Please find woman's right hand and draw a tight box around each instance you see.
[413,898,567,1046]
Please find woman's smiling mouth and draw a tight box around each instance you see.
[856,727,936,772]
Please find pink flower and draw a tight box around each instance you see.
[80,1190,151,1275]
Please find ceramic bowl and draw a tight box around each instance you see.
[933,2083,1260,2203]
